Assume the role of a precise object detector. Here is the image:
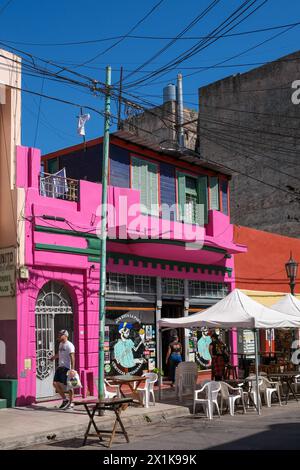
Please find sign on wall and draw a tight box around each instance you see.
[0,247,15,297]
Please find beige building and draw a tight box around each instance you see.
[0,49,22,378]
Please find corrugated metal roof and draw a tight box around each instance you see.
[112,130,233,177]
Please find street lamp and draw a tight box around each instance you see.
[285,252,298,296]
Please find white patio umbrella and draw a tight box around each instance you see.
[158,289,300,414]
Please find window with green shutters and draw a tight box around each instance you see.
[131,156,159,216]
[209,176,220,211]
[177,172,208,225]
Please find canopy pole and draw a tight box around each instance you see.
[158,329,163,401]
[254,328,261,415]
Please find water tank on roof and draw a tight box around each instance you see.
[163,84,176,103]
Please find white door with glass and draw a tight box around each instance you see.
[35,281,73,399]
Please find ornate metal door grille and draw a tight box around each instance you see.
[35,281,73,397]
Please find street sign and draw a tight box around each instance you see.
[0,247,15,296]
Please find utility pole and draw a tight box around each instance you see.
[117,66,123,130]
[98,66,111,400]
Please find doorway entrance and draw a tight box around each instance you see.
[35,281,74,399]
[161,301,184,378]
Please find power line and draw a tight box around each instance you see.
[75,0,166,68]
[0,0,13,17]
[123,0,268,89]
[121,0,222,84]
[3,20,300,46]
[135,15,299,89]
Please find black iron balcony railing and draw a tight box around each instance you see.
[39,172,79,202]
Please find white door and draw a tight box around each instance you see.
[36,312,55,398]
[35,282,73,399]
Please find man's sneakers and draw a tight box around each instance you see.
[59,399,70,410]
[58,399,75,410]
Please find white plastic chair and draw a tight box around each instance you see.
[104,379,121,399]
[175,362,198,402]
[193,381,221,419]
[292,374,300,395]
[245,376,263,408]
[137,373,158,408]
[220,382,246,416]
[260,376,282,407]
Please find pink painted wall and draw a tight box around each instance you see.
[15,145,245,404]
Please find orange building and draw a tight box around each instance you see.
[233,225,300,360]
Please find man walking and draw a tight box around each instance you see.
[51,330,75,410]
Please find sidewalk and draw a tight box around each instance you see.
[0,391,190,450]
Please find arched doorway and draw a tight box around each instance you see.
[35,281,74,399]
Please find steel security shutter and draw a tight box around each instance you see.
[209,176,220,211]
[197,175,208,225]
[177,172,186,221]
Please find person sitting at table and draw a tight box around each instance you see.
[209,333,229,381]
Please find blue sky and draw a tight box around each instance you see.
[1,0,300,154]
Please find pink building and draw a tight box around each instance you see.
[0,95,246,405]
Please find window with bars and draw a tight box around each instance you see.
[189,281,229,298]
[107,273,156,294]
[131,156,159,216]
[162,278,184,296]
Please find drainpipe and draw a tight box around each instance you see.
[176,73,184,150]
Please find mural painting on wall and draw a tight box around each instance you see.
[197,327,212,368]
[105,312,157,376]
[189,328,225,369]
[189,327,212,368]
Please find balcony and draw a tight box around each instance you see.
[39,172,79,202]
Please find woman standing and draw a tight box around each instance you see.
[166,335,183,385]
[209,333,229,381]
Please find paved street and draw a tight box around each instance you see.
[25,401,300,450]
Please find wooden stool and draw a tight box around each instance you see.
[224,364,238,380]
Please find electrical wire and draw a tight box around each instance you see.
[74,0,166,68]
[0,0,13,17]
[123,0,267,88]
[121,0,222,84]
[3,20,300,46]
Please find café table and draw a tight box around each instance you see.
[109,374,147,406]
[267,371,300,405]
[73,397,133,448]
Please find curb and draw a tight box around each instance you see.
[1,405,190,450]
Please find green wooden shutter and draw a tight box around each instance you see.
[209,176,220,211]
[147,161,159,215]
[197,175,208,225]
[131,157,158,215]
[177,172,186,221]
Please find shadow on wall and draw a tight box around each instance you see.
[208,422,300,450]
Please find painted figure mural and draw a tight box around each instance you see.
[113,322,145,370]
[197,327,212,368]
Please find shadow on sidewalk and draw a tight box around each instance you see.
[208,422,300,450]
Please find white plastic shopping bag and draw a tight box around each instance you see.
[66,370,82,390]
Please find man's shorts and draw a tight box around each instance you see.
[54,366,69,385]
